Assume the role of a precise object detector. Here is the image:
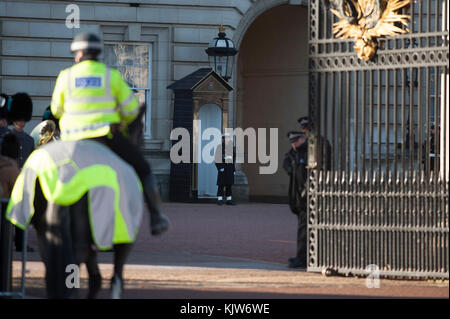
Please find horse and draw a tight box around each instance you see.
[8,105,156,299]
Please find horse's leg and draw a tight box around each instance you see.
[43,201,76,298]
[32,183,73,298]
[31,182,48,264]
[110,243,133,299]
[85,249,102,299]
[69,193,102,299]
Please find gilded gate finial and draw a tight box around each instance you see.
[329,0,410,61]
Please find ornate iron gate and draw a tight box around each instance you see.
[307,0,449,279]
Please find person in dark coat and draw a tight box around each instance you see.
[0,132,20,161]
[5,92,35,252]
[283,131,308,268]
[214,134,236,206]
[0,151,20,199]
[7,93,35,168]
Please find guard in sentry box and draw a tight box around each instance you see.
[214,134,236,206]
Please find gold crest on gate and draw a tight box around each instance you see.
[329,0,410,61]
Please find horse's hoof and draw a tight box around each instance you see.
[110,276,123,299]
[87,273,102,299]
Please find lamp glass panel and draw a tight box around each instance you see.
[216,55,227,78]
[216,39,227,48]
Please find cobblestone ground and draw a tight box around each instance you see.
[11,203,449,299]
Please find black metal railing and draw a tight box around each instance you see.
[308,170,448,278]
[307,0,449,279]
[0,198,27,298]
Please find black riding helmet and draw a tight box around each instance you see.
[70,32,103,55]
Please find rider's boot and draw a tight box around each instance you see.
[141,174,170,236]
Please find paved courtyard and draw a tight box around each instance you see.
[12,202,449,299]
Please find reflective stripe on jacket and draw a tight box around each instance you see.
[51,60,139,140]
[6,140,143,250]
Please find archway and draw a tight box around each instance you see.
[236,4,309,201]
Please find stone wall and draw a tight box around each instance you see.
[0,0,308,201]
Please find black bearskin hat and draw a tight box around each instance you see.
[7,92,33,123]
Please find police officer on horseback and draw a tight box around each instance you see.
[50,33,169,236]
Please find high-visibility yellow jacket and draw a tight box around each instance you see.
[6,139,144,250]
[51,60,139,140]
